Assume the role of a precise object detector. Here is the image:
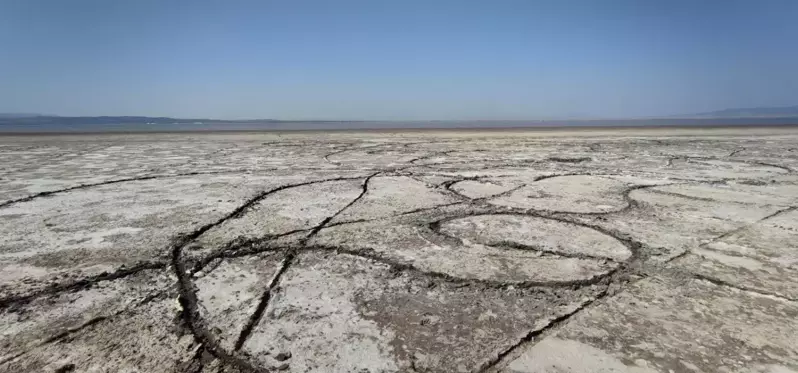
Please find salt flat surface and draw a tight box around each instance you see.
[1,128,797,373]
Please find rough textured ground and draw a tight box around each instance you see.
[1,128,797,373]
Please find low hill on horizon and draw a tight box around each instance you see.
[3,104,798,123]
[692,105,798,118]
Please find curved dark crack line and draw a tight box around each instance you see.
[0,170,251,210]
[683,156,793,174]
[546,156,592,163]
[169,175,379,373]
[0,290,169,366]
[191,200,467,276]
[427,213,638,262]
[0,260,166,310]
[428,211,646,262]
[172,238,269,373]
[189,229,307,277]
[408,150,454,165]
[322,146,352,164]
[440,177,482,201]
[475,287,610,373]
[668,205,797,265]
[463,208,664,372]
[299,245,619,289]
[486,241,621,263]
[641,185,790,207]
[728,148,744,157]
[232,254,292,351]
[185,174,375,277]
[232,172,381,351]
[322,144,387,165]
[751,161,794,173]
[464,178,677,217]
[690,272,798,304]
[166,173,383,372]
[302,171,381,242]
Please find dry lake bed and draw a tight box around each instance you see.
[1,127,798,373]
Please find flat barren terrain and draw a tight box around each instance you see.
[1,128,798,373]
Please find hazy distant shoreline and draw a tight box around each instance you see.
[1,119,797,135]
[3,107,798,133]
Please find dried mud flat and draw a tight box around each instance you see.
[1,128,798,373]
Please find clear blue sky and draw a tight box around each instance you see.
[1,0,796,120]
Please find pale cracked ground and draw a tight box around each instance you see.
[1,128,798,373]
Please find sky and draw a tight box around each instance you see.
[1,0,797,120]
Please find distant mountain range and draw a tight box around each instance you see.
[691,105,798,118]
[0,115,233,124]
[0,106,796,132]
[2,105,798,123]
[0,113,46,118]
[0,115,351,125]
